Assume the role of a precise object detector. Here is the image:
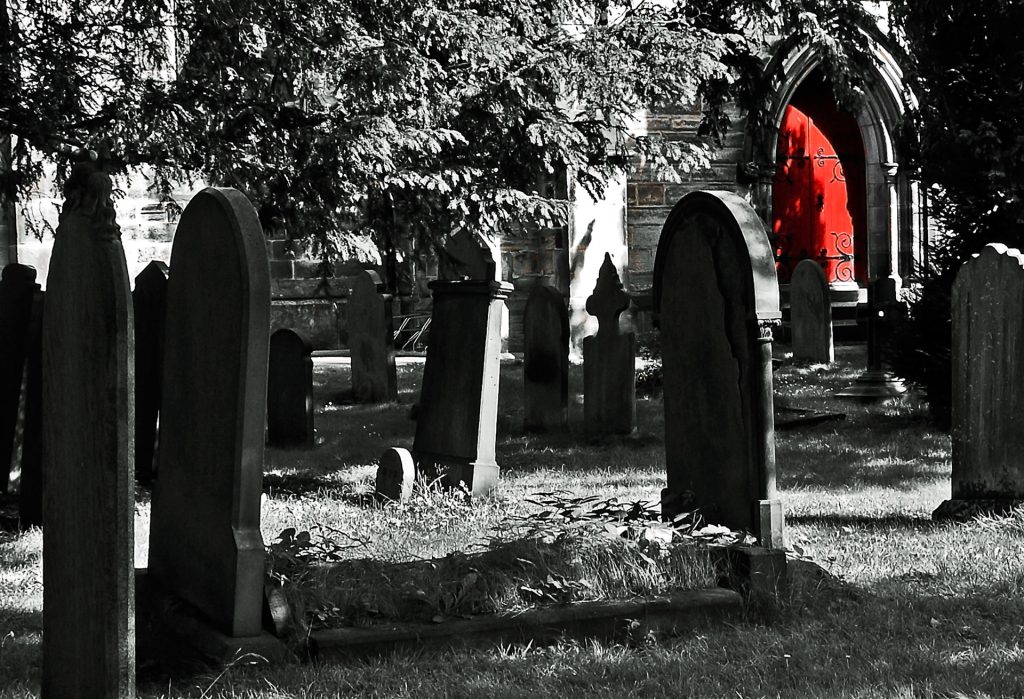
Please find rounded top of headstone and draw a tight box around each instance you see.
[270,327,313,353]
[652,190,780,323]
[1,264,37,285]
[792,259,828,286]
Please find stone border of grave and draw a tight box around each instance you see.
[307,588,741,660]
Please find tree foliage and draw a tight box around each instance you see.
[2,0,873,277]
[887,2,1024,428]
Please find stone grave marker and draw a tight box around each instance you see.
[935,243,1024,519]
[583,253,636,435]
[835,277,906,399]
[348,270,397,403]
[412,231,511,496]
[375,446,415,502]
[267,328,314,446]
[790,259,833,363]
[523,284,569,432]
[133,260,169,483]
[653,190,784,549]
[148,187,270,638]
[0,264,39,492]
[41,158,135,697]
[17,289,43,528]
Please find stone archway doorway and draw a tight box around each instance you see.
[772,70,867,287]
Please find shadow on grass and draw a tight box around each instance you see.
[262,471,376,507]
[787,513,937,528]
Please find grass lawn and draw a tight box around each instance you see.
[3,343,1024,698]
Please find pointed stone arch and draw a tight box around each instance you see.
[743,30,925,288]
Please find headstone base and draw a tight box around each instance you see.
[756,499,785,549]
[417,453,499,498]
[932,498,1024,522]
[136,569,294,665]
[724,545,788,602]
[834,370,906,401]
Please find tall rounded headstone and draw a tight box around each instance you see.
[42,159,135,697]
[790,259,834,363]
[653,191,783,548]
[148,188,270,638]
[267,328,314,446]
[523,284,569,432]
[935,243,1024,519]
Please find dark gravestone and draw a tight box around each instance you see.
[42,159,135,697]
[583,253,636,435]
[17,289,43,528]
[790,259,833,363]
[413,279,511,496]
[148,188,270,638]
[654,191,784,549]
[835,277,906,400]
[133,261,169,483]
[935,244,1024,519]
[267,328,314,446]
[523,284,569,432]
[0,265,39,493]
[348,270,397,403]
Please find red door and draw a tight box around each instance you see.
[772,99,866,285]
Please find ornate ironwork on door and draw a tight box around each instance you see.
[772,99,866,285]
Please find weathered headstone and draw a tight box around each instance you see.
[653,191,784,549]
[523,284,569,432]
[42,158,135,697]
[413,231,511,497]
[0,264,39,492]
[935,243,1024,519]
[148,187,270,638]
[267,328,314,446]
[17,289,43,529]
[375,447,415,502]
[348,270,397,403]
[790,259,833,363]
[133,260,169,483]
[583,253,636,435]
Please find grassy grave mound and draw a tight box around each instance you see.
[266,487,739,634]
